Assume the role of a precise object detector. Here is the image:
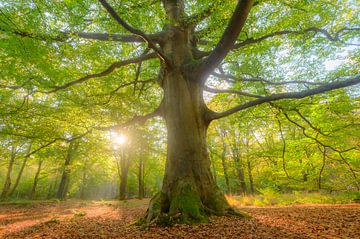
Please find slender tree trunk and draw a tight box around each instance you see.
[219,129,231,194]
[9,143,33,197]
[231,144,247,195]
[118,149,129,200]
[80,160,88,199]
[318,147,326,190]
[30,159,43,199]
[1,146,16,199]
[247,158,254,194]
[138,157,144,199]
[209,152,218,184]
[56,141,78,199]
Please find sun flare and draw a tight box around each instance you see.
[113,134,126,145]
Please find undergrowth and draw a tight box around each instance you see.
[226,191,360,207]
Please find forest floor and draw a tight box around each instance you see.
[0,199,359,239]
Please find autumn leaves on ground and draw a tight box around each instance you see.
[1,199,359,239]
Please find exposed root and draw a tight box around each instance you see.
[138,186,250,228]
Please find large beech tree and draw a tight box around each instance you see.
[1,0,359,223]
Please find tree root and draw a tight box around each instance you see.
[138,189,250,228]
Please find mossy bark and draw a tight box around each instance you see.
[142,49,242,226]
[140,21,248,226]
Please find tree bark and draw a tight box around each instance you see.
[1,146,17,199]
[30,159,43,199]
[118,148,130,200]
[231,144,247,195]
[247,158,255,194]
[138,157,145,199]
[219,129,231,194]
[9,143,33,197]
[145,59,234,224]
[56,141,78,199]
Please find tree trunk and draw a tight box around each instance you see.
[138,157,144,199]
[247,158,254,194]
[30,159,43,199]
[1,146,17,199]
[9,143,33,197]
[145,62,239,224]
[80,160,88,199]
[119,149,129,200]
[56,141,78,199]
[231,144,247,195]
[209,152,218,184]
[219,129,231,194]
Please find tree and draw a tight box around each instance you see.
[1,0,359,224]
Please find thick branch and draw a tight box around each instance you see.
[210,75,360,120]
[47,53,157,93]
[99,0,169,63]
[198,0,254,74]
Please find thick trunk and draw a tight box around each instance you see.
[142,23,247,225]
[30,159,43,199]
[145,67,240,225]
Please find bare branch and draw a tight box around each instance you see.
[211,72,325,86]
[198,0,254,74]
[47,53,157,93]
[210,75,360,120]
[204,85,262,98]
[98,0,170,63]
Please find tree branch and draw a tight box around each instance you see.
[210,75,360,120]
[197,0,254,74]
[185,4,215,26]
[211,72,325,85]
[204,85,262,98]
[96,103,163,131]
[1,27,164,43]
[194,27,360,57]
[46,53,157,93]
[232,27,360,49]
[98,0,169,63]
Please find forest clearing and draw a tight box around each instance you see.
[1,199,359,239]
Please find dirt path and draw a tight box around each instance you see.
[0,200,359,238]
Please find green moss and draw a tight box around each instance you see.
[169,181,207,223]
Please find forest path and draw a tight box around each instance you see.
[0,199,359,238]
